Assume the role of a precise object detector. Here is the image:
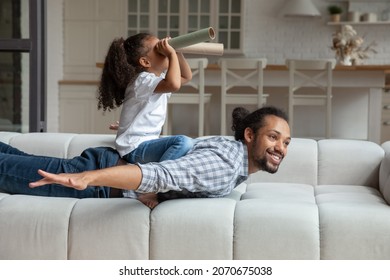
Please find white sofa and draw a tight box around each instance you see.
[1,131,390,260]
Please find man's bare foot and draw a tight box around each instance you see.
[138,193,159,209]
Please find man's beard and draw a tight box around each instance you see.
[251,138,281,174]
[256,156,279,174]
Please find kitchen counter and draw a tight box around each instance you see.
[97,62,390,71]
[203,63,390,72]
[266,64,390,72]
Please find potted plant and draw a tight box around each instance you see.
[328,5,343,22]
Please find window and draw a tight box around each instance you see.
[127,0,151,35]
[126,0,243,53]
[218,0,241,50]
[187,0,212,33]
[0,0,45,132]
[156,0,181,38]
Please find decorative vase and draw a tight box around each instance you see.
[348,11,360,22]
[340,55,352,66]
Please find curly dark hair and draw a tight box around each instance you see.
[97,33,154,111]
[231,106,288,141]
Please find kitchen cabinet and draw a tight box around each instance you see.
[59,81,119,134]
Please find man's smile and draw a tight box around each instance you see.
[266,150,283,165]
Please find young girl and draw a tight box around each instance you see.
[98,33,193,207]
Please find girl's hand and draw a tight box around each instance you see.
[155,37,175,57]
[109,121,119,130]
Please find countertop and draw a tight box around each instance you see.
[64,63,390,88]
[95,62,390,72]
[208,63,390,72]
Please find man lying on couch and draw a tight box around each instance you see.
[1,106,291,208]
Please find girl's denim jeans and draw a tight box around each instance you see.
[122,135,194,164]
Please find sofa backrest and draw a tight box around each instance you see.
[0,132,385,189]
[0,132,116,158]
[318,139,384,188]
[248,138,318,185]
[379,141,390,204]
[249,138,384,189]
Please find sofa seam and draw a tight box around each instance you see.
[65,135,78,158]
[66,199,79,260]
[314,186,322,260]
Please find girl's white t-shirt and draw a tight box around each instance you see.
[115,71,170,157]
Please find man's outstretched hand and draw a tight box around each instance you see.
[29,169,89,190]
[29,165,143,192]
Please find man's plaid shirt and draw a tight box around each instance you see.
[130,136,248,198]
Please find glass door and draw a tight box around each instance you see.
[0,0,45,132]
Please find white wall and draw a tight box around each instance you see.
[243,0,390,65]
[46,0,390,132]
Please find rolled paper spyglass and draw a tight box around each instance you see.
[168,27,215,49]
[176,42,224,56]
[168,27,223,56]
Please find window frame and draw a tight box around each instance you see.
[0,0,46,132]
[126,0,243,53]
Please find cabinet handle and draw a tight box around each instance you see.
[383,121,390,126]
[384,105,390,110]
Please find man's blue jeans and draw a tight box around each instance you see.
[122,135,194,164]
[0,136,194,199]
[0,142,120,198]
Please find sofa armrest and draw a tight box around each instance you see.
[379,142,390,205]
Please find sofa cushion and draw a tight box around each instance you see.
[316,185,390,259]
[67,134,116,158]
[150,198,236,259]
[68,198,150,259]
[247,138,318,185]
[0,195,77,259]
[0,192,9,201]
[234,183,319,259]
[0,132,21,144]
[318,139,384,187]
[7,132,77,158]
[0,132,116,159]
[379,141,390,205]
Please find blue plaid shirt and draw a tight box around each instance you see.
[130,136,248,198]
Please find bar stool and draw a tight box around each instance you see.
[218,58,267,135]
[286,59,336,138]
[163,58,211,137]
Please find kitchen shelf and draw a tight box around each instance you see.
[327,21,390,25]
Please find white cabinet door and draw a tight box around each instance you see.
[59,84,120,134]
